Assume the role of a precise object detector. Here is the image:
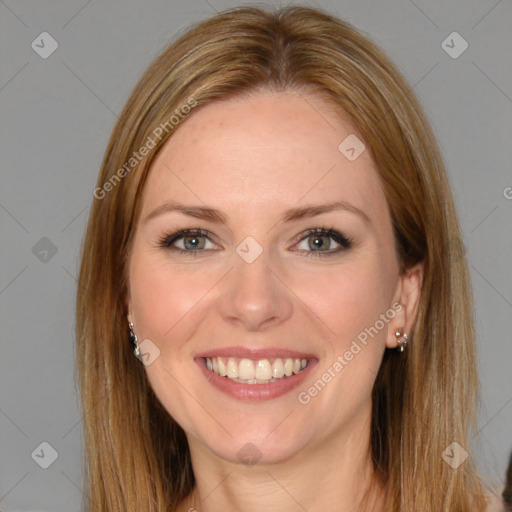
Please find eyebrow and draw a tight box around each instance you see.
[142,199,370,225]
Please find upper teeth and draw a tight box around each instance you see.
[206,356,308,382]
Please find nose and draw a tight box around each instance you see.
[216,248,293,332]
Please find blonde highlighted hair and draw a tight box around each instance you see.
[76,5,488,510]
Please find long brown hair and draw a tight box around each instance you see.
[75,5,488,510]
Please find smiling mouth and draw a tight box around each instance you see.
[204,356,309,384]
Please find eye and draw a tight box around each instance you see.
[292,228,353,258]
[158,229,217,255]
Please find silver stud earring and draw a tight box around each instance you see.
[128,322,141,357]
[395,328,408,353]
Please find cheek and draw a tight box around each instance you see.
[292,256,394,350]
[128,251,205,346]
[292,259,395,418]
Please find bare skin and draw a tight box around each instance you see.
[126,89,423,512]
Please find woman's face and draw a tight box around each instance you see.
[127,89,420,465]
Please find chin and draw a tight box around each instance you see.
[210,436,305,467]
[192,417,316,467]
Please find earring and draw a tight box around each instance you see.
[128,322,141,357]
[395,328,408,353]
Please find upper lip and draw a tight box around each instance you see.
[195,346,317,360]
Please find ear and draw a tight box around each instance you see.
[386,262,424,349]
[125,292,133,325]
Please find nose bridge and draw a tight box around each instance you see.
[216,239,293,331]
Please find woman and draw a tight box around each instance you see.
[76,5,491,511]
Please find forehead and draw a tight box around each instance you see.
[141,89,389,227]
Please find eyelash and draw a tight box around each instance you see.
[157,227,353,259]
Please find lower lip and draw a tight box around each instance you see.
[195,358,317,401]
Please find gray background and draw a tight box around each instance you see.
[1,0,511,510]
